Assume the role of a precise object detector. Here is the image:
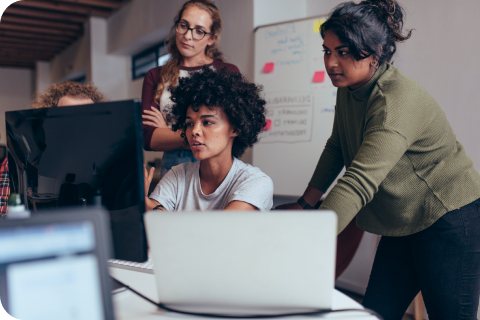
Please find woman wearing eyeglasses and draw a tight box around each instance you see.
[141,0,239,177]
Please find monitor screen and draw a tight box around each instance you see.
[0,209,114,320]
[5,100,147,262]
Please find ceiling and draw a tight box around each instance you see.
[0,0,126,69]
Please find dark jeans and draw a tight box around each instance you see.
[362,198,480,320]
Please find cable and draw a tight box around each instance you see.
[111,287,127,295]
[111,277,383,319]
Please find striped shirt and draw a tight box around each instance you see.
[0,157,9,216]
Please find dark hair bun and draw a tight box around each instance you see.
[320,0,412,65]
[363,0,411,42]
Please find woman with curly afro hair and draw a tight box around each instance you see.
[144,67,273,212]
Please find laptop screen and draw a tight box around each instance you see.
[0,218,107,320]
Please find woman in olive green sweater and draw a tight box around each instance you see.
[279,0,480,319]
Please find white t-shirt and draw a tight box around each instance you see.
[149,158,274,211]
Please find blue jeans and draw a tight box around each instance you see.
[362,198,480,320]
[161,148,197,178]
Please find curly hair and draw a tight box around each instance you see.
[31,81,106,109]
[167,67,266,159]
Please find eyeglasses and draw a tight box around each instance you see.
[176,22,214,40]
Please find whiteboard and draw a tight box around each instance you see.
[253,16,337,197]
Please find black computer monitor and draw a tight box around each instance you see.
[5,100,147,262]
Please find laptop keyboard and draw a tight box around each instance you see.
[108,258,154,274]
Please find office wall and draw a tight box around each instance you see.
[254,0,307,28]
[90,17,130,101]
[0,67,34,145]
[35,61,51,95]
[49,26,91,84]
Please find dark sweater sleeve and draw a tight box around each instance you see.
[141,67,162,151]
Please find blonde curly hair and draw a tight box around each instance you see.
[31,81,106,109]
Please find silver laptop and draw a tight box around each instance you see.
[144,210,337,314]
[0,208,115,320]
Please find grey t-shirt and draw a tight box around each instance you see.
[149,158,274,211]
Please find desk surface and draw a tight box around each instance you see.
[110,267,377,320]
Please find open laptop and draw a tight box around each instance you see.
[144,210,337,314]
[0,208,115,320]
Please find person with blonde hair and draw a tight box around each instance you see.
[0,81,105,215]
[141,0,239,178]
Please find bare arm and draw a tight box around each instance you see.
[143,106,190,151]
[224,201,258,211]
[149,127,190,151]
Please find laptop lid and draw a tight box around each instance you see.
[0,208,115,320]
[144,210,337,314]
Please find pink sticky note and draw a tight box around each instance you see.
[313,71,325,83]
[264,119,272,131]
[263,62,274,73]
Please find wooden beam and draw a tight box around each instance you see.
[14,1,113,18]
[0,37,67,50]
[0,62,35,69]
[1,15,83,31]
[5,6,87,23]
[0,51,55,60]
[0,42,64,53]
[0,45,60,55]
[0,58,49,66]
[0,37,66,49]
[52,0,123,9]
[0,22,81,38]
[0,30,74,43]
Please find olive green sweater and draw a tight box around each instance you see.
[310,63,480,236]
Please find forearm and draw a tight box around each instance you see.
[224,200,258,211]
[320,128,409,234]
[145,197,161,211]
[149,128,190,151]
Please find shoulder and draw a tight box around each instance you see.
[373,64,437,110]
[375,64,424,98]
[368,64,439,118]
[144,66,163,85]
[213,60,241,73]
[232,158,273,186]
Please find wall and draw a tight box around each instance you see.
[90,17,130,101]
[254,0,307,28]
[0,67,34,145]
[35,61,51,95]
[49,26,91,84]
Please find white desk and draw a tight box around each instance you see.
[110,267,378,320]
